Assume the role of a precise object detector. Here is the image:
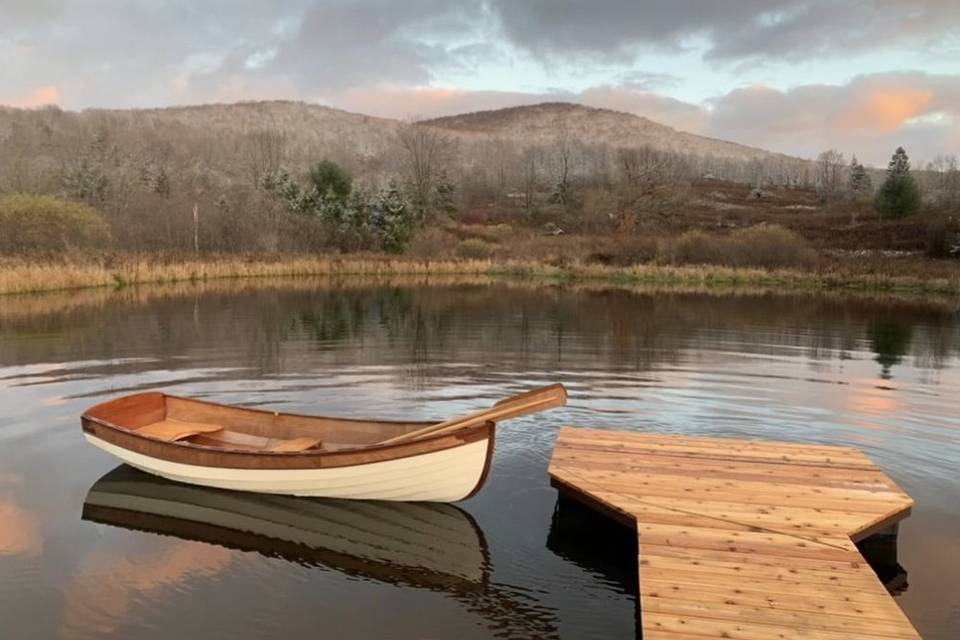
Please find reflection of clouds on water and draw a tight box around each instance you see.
[849,390,904,417]
[60,542,234,640]
[0,475,42,558]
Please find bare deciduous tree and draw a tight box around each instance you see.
[519,146,542,215]
[614,145,690,225]
[815,149,846,202]
[396,122,454,222]
[241,128,287,189]
[926,154,960,206]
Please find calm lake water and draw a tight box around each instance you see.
[1,278,958,640]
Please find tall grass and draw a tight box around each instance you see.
[0,256,502,295]
[0,250,958,296]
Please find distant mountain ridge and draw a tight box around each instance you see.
[423,102,779,162]
[1,99,794,163]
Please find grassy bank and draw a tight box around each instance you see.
[2,253,959,296]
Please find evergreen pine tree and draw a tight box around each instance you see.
[887,146,911,177]
[847,155,872,195]
[875,147,921,217]
[433,170,458,217]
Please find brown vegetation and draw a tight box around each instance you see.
[665,225,817,269]
[0,195,111,256]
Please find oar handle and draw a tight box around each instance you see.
[379,383,567,445]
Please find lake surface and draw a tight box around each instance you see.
[1,278,958,640]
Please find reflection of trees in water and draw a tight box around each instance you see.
[1,284,958,389]
[868,319,914,380]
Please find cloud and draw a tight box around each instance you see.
[705,72,960,162]
[269,1,452,93]
[328,84,708,133]
[0,85,61,108]
[578,86,708,133]
[489,1,960,64]
[841,89,933,133]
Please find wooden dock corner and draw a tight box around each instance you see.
[549,427,921,639]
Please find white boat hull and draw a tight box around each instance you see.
[84,433,490,502]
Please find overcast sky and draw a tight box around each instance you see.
[2,0,958,164]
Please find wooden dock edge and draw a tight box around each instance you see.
[548,427,922,640]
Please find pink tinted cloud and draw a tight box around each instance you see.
[327,84,708,133]
[1,85,61,108]
[706,73,959,163]
[577,86,708,133]
[327,86,550,120]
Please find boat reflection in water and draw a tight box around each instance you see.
[83,464,489,590]
[83,465,560,638]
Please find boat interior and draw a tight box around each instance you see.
[84,392,439,453]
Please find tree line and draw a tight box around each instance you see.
[0,104,956,257]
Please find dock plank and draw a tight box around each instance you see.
[549,427,920,639]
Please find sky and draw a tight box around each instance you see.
[1,0,959,165]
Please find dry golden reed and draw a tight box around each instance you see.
[0,254,958,297]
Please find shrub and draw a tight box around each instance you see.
[664,224,816,270]
[406,227,459,258]
[0,195,111,256]
[459,210,487,225]
[669,230,728,265]
[586,236,659,266]
[728,224,817,269]
[455,238,495,259]
[925,219,960,259]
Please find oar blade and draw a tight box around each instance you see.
[493,383,568,409]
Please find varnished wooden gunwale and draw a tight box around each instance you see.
[81,391,495,472]
[549,427,921,640]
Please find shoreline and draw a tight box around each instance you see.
[1,254,959,297]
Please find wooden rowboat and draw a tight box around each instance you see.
[80,384,567,502]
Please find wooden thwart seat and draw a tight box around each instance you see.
[137,420,322,453]
[137,420,224,442]
[268,437,323,453]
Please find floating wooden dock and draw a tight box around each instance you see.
[549,427,921,639]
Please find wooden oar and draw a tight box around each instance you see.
[378,383,568,445]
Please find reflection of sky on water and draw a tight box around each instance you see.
[0,474,42,559]
[0,280,958,639]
